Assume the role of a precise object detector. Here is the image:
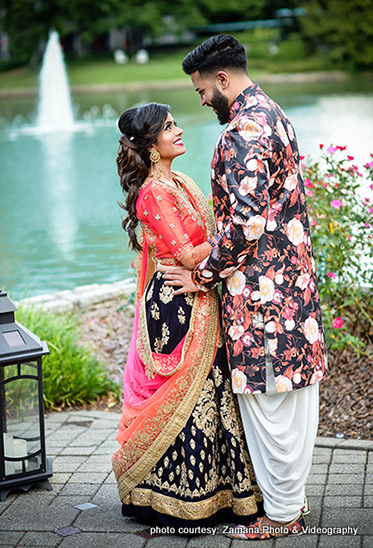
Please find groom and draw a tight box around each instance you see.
[162,35,328,540]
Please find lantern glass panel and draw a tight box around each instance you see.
[3,361,42,476]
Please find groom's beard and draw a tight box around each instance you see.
[211,86,230,125]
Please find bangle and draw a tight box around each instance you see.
[207,237,215,248]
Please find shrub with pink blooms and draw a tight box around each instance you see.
[303,145,373,355]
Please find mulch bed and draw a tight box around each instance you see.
[78,294,372,441]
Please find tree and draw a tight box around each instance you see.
[300,0,373,70]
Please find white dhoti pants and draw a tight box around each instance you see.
[237,352,319,522]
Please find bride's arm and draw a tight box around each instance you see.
[179,241,213,270]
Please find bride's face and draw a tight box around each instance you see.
[154,113,186,161]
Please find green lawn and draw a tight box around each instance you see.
[0,45,331,92]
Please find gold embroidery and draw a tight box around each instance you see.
[178,307,186,325]
[184,293,194,306]
[146,283,154,301]
[150,302,160,320]
[159,284,174,304]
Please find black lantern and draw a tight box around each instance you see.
[0,290,53,501]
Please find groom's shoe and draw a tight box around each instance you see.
[301,494,310,515]
[224,513,305,540]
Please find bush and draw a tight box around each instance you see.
[16,306,119,410]
[303,146,373,355]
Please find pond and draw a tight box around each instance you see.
[1,78,373,300]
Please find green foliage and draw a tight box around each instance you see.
[16,305,119,409]
[304,145,373,355]
[300,0,373,70]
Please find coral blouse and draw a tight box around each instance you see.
[137,178,206,265]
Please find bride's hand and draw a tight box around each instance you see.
[158,264,199,294]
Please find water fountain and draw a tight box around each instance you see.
[36,30,75,132]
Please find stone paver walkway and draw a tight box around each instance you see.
[0,409,372,548]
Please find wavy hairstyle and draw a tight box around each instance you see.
[182,34,247,77]
[117,102,170,251]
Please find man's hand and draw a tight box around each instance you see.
[158,264,199,295]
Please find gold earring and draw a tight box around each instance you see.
[150,149,162,180]
[150,149,161,163]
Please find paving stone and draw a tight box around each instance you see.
[0,531,24,545]
[75,455,113,473]
[364,483,373,495]
[146,535,189,547]
[65,472,108,484]
[74,500,143,533]
[325,483,363,496]
[321,508,373,535]
[103,471,117,484]
[306,474,327,484]
[0,495,79,531]
[59,483,99,496]
[231,538,274,547]
[304,484,325,497]
[318,534,361,547]
[323,495,362,508]
[48,495,94,508]
[312,454,332,465]
[59,446,98,456]
[18,531,61,546]
[275,534,318,547]
[0,493,17,515]
[331,450,367,464]
[363,536,373,548]
[328,464,365,475]
[59,532,146,548]
[50,473,72,485]
[327,474,364,485]
[52,456,88,473]
[308,464,328,474]
[363,496,373,507]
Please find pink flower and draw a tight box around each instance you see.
[311,219,317,226]
[337,145,347,151]
[304,178,314,188]
[306,189,314,198]
[330,199,343,209]
[327,272,336,279]
[332,317,343,329]
[370,184,373,190]
[319,144,324,149]
[347,155,354,161]
[327,145,338,154]
[364,161,373,169]
[370,207,373,214]
[365,222,371,228]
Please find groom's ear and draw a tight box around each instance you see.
[216,70,230,90]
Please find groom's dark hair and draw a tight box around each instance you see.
[182,34,248,76]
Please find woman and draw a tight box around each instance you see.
[111,102,262,533]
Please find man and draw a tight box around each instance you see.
[162,35,327,540]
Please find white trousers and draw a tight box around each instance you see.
[237,353,319,522]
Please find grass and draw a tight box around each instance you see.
[16,305,119,410]
[0,36,332,92]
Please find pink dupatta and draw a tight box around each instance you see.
[112,172,220,502]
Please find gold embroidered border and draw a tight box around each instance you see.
[114,290,220,501]
[123,488,258,520]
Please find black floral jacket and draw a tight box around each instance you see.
[192,84,328,394]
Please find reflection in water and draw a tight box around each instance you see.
[40,133,77,261]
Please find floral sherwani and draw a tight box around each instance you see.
[192,84,328,394]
